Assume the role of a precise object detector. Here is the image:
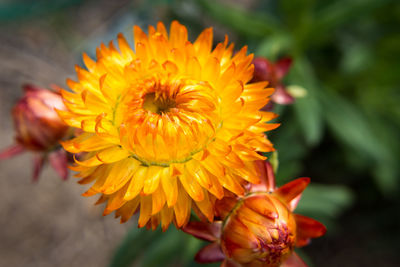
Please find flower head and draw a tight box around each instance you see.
[252,57,294,108]
[0,84,70,181]
[183,160,326,267]
[58,21,279,230]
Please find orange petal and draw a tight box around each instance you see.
[161,167,178,207]
[151,186,166,215]
[248,160,275,193]
[294,214,327,247]
[274,177,310,208]
[160,206,174,231]
[194,190,215,222]
[138,195,152,227]
[173,182,191,227]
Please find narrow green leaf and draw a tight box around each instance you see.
[256,34,293,60]
[295,184,354,219]
[0,0,82,21]
[141,228,183,267]
[289,58,324,146]
[109,227,161,267]
[320,89,388,159]
[373,160,398,196]
[312,0,391,37]
[195,0,281,38]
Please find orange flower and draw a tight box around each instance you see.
[58,21,278,230]
[183,160,326,267]
[0,84,70,181]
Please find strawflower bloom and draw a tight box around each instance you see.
[252,57,294,109]
[183,160,326,267]
[0,84,70,181]
[58,21,279,230]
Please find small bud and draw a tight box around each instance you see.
[183,160,326,267]
[0,84,70,181]
[220,194,296,266]
[251,57,295,108]
[252,58,278,85]
[12,84,68,151]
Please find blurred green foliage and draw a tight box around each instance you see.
[110,225,216,267]
[0,0,82,21]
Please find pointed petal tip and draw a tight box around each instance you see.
[281,252,307,267]
[295,214,327,247]
[276,57,293,79]
[182,221,221,242]
[49,150,69,180]
[249,160,276,193]
[194,242,225,263]
[275,177,311,206]
[0,144,25,160]
[32,155,45,182]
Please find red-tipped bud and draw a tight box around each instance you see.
[251,57,295,108]
[252,58,278,85]
[183,160,326,267]
[0,84,71,181]
[12,84,69,151]
[219,194,297,266]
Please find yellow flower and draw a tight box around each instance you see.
[58,21,279,230]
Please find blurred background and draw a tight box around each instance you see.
[0,0,399,266]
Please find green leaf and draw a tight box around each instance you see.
[367,115,399,196]
[269,151,279,175]
[320,89,388,159]
[256,34,293,60]
[109,227,161,267]
[271,117,307,184]
[312,0,391,40]
[0,0,81,21]
[295,184,354,219]
[110,225,206,267]
[289,58,324,146]
[195,0,281,38]
[373,160,399,196]
[181,236,206,266]
[141,228,183,267]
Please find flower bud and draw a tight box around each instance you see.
[12,84,68,151]
[220,193,297,266]
[252,57,294,107]
[0,84,70,181]
[183,161,326,267]
[252,58,279,86]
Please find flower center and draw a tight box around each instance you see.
[120,76,221,165]
[142,92,176,114]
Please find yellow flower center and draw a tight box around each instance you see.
[119,75,220,165]
[142,92,176,114]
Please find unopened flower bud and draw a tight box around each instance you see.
[12,84,68,151]
[0,84,70,181]
[220,193,297,266]
[252,57,295,107]
[183,161,326,267]
[252,58,279,86]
